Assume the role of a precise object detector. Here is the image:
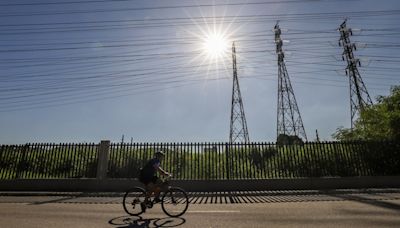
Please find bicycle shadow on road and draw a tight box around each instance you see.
[109,215,186,228]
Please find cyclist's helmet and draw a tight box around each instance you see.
[155,150,165,157]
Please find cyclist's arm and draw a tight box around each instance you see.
[157,166,169,176]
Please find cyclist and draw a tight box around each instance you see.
[139,150,170,210]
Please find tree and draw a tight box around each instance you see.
[333,85,400,141]
[277,134,304,145]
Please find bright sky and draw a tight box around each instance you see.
[0,0,399,144]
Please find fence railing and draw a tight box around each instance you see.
[1,141,399,180]
[0,143,98,179]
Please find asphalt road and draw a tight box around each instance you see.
[1,190,400,228]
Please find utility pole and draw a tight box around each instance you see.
[274,22,307,141]
[229,42,250,143]
[338,19,373,128]
[315,129,320,142]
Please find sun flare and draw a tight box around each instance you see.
[202,32,230,59]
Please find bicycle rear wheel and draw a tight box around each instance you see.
[123,187,146,216]
[161,187,189,217]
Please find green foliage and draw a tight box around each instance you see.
[277,134,304,145]
[333,85,400,141]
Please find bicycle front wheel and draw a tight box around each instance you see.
[123,187,146,216]
[161,187,189,217]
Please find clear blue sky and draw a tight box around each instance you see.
[0,0,399,144]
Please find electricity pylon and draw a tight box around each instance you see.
[229,42,250,143]
[338,19,373,128]
[274,22,307,141]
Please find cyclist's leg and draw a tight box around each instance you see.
[152,177,163,201]
[145,182,155,198]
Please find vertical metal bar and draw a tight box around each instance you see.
[323,141,330,176]
[0,145,6,179]
[53,143,60,178]
[196,143,200,180]
[239,143,244,179]
[74,143,81,178]
[241,142,245,179]
[47,143,55,178]
[21,144,30,179]
[85,143,92,178]
[279,145,287,178]
[234,142,238,179]
[111,143,117,178]
[0,145,7,179]
[181,143,185,180]
[12,145,20,179]
[81,143,88,178]
[200,142,204,180]
[342,142,352,176]
[330,141,339,176]
[129,142,134,178]
[9,145,17,179]
[71,142,79,178]
[175,142,179,179]
[218,142,222,180]
[276,142,280,179]
[39,143,46,179]
[359,141,368,176]
[2,145,14,179]
[69,143,76,178]
[34,143,42,178]
[269,142,275,178]
[43,143,51,178]
[62,143,69,179]
[347,141,357,176]
[303,142,311,177]
[290,143,297,178]
[261,142,267,179]
[62,143,71,178]
[191,143,195,180]
[63,143,70,178]
[288,143,295,178]
[285,144,292,178]
[52,143,61,178]
[226,143,230,180]
[311,142,320,177]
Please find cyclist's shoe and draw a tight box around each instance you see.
[140,202,146,212]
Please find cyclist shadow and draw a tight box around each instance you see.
[109,215,186,228]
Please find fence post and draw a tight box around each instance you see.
[97,140,110,180]
[225,143,230,180]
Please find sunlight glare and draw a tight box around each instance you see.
[202,32,229,59]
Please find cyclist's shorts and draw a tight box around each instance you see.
[139,175,158,185]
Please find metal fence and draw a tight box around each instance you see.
[1,141,399,180]
[0,143,98,179]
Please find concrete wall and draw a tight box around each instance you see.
[1,176,399,192]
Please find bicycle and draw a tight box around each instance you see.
[122,176,189,217]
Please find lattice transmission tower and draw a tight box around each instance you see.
[338,19,373,128]
[274,22,307,141]
[229,42,250,143]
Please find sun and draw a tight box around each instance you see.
[202,32,230,59]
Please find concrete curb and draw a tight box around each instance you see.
[1,176,400,192]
